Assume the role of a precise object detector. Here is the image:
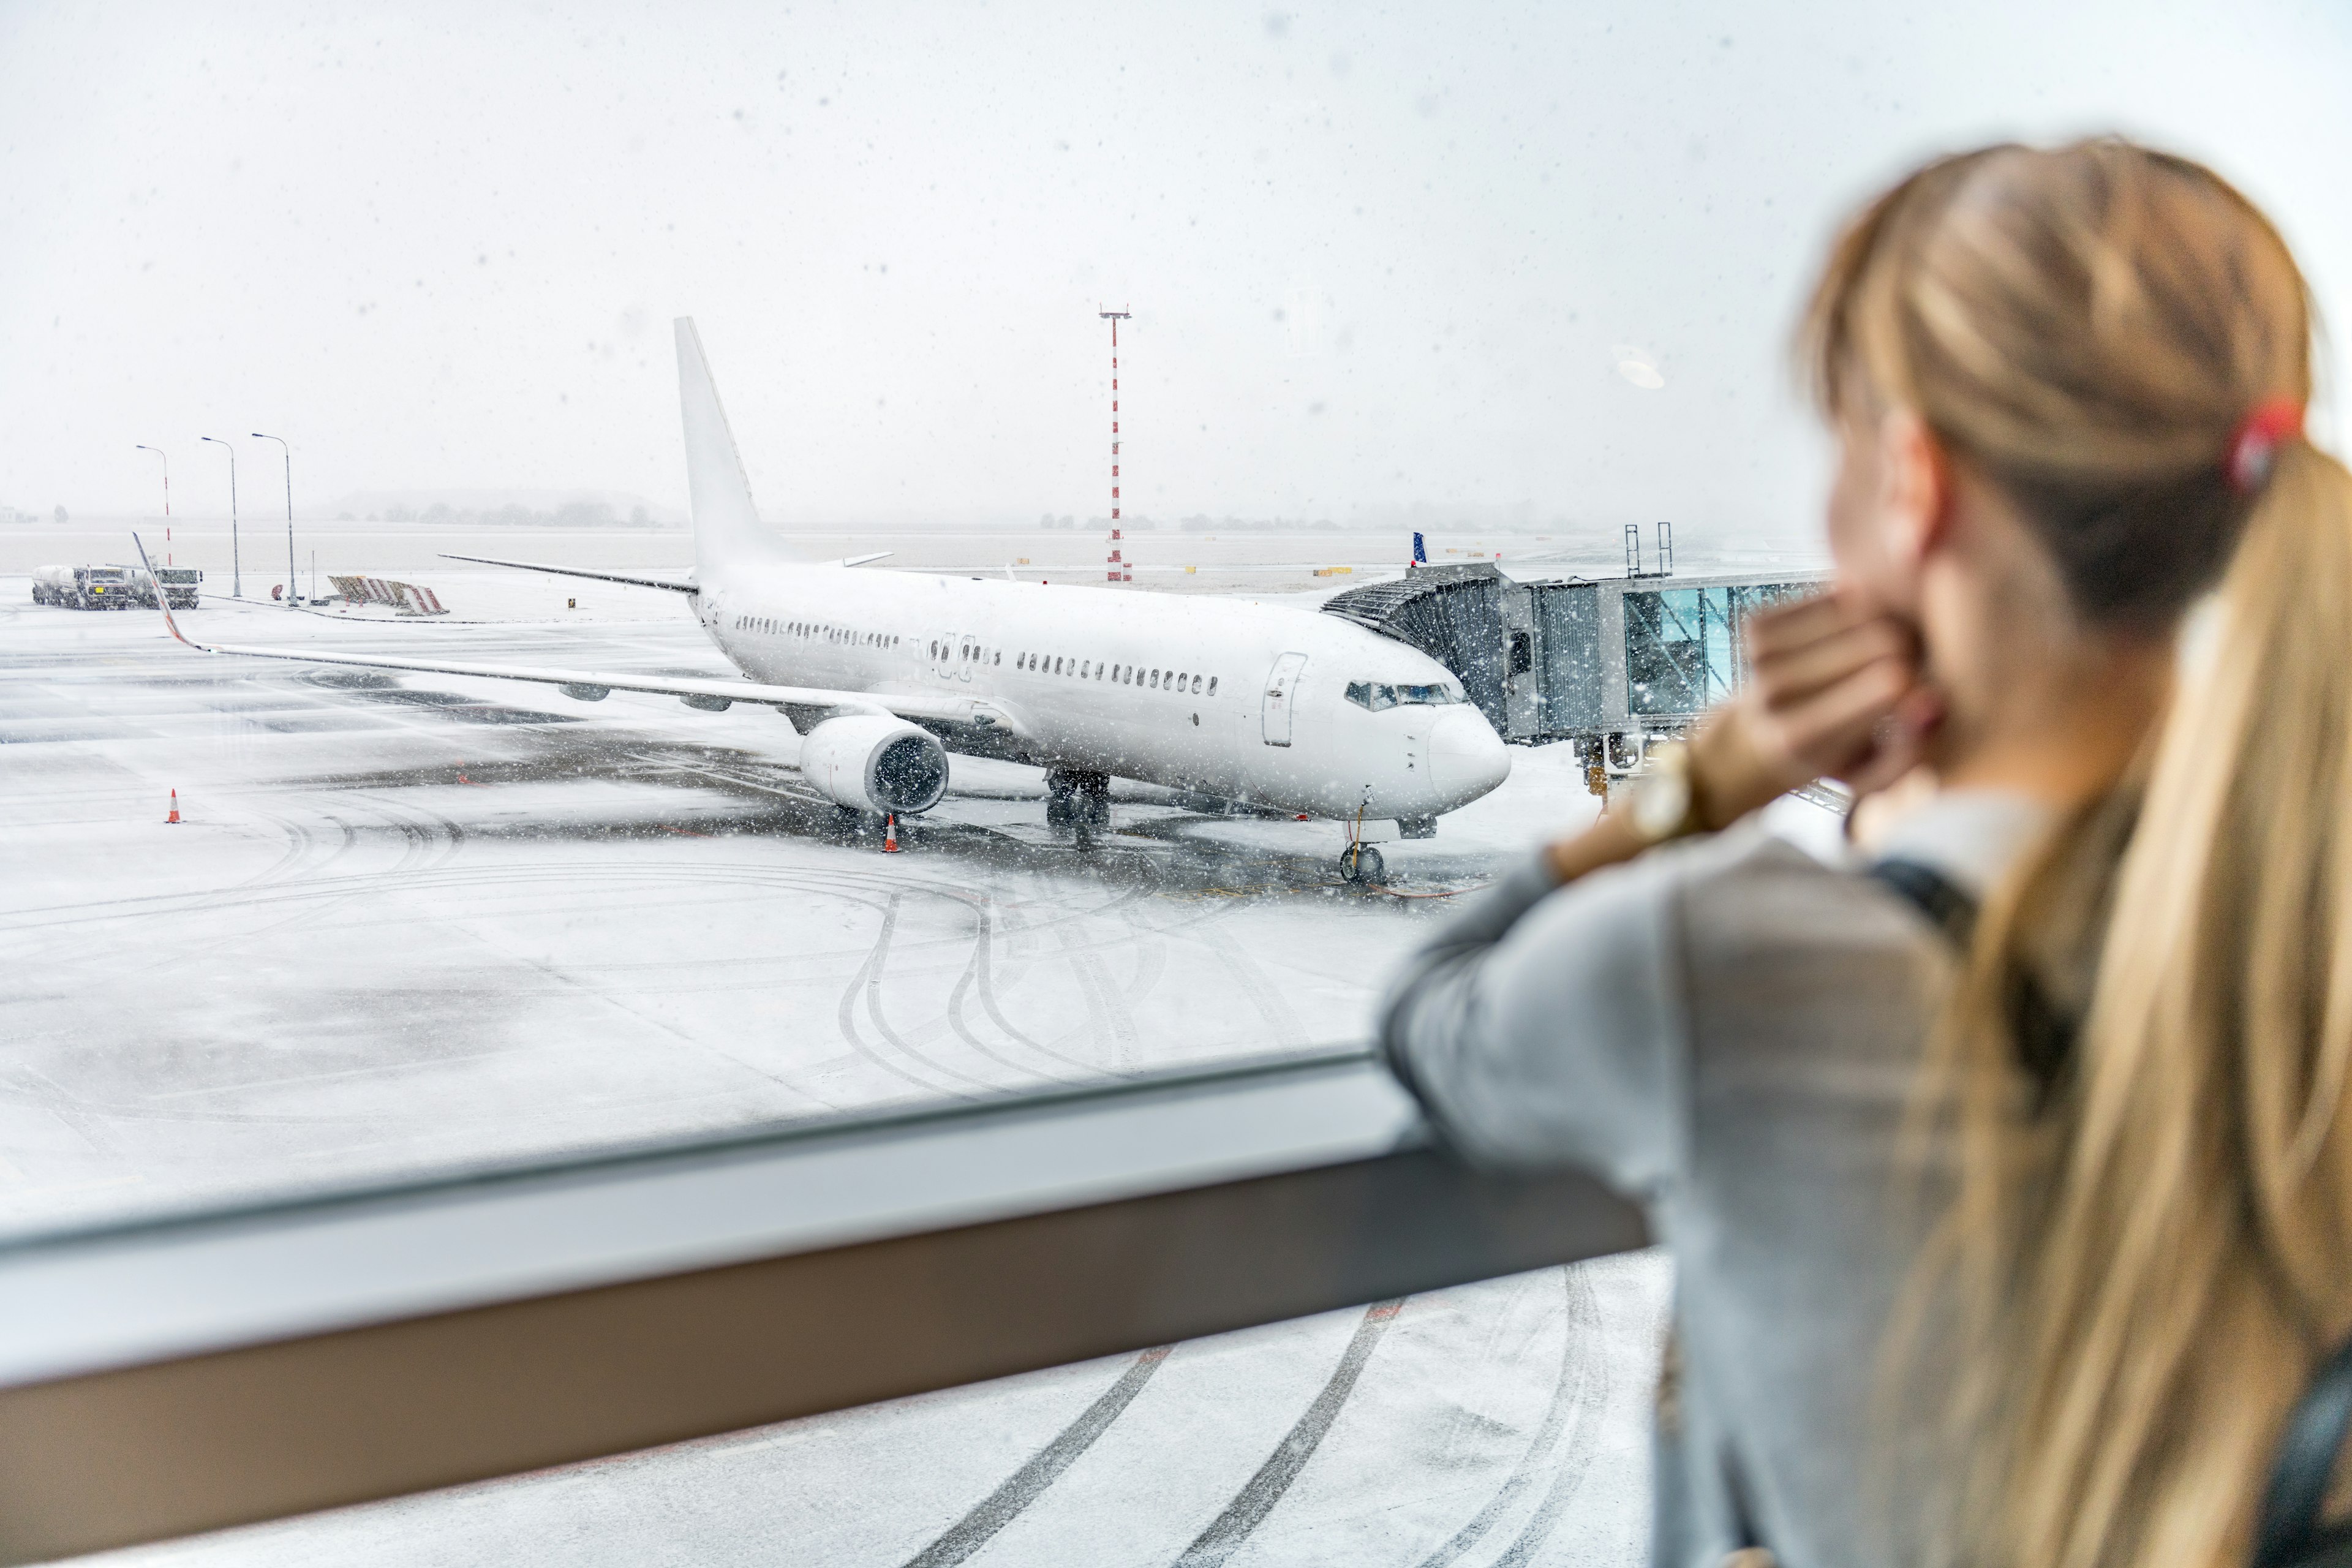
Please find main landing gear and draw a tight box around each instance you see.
[1045,768,1111,845]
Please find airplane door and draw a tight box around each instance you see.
[1262,652,1308,746]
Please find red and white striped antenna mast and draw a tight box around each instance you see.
[1099,306,1132,584]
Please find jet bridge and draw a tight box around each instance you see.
[1320,560,1828,772]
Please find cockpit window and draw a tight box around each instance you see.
[1346,680,1461,711]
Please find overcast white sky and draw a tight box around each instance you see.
[3,1,2347,536]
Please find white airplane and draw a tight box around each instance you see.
[134,319,1511,878]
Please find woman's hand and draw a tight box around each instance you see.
[1542,590,1938,888]
[1686,590,1940,828]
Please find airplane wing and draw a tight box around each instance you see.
[132,535,1014,733]
[435,553,698,592]
[434,549,892,587]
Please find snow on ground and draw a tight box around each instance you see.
[3,565,1671,1568]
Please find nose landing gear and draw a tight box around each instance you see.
[1339,843,1385,884]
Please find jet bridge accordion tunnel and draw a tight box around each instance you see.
[1319,562,1827,775]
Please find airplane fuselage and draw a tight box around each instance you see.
[695,565,1511,822]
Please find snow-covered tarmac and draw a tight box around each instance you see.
[3,568,1668,1567]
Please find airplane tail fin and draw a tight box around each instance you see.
[676,318,803,576]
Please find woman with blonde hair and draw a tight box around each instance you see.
[1382,138,2350,1568]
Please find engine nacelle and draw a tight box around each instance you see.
[799,715,949,815]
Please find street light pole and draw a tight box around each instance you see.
[200,437,241,597]
[134,445,170,565]
[252,433,294,605]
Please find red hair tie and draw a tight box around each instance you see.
[2228,398,2304,492]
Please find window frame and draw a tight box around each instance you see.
[0,1051,1645,1564]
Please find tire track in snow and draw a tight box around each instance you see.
[1172,1298,1408,1568]
[835,891,995,1101]
[1197,922,1307,1050]
[1412,1268,1604,1568]
[1490,1270,1614,1567]
[898,1346,1175,1568]
[1057,923,1139,1071]
[943,897,1101,1083]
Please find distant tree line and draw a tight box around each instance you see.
[341,501,656,527]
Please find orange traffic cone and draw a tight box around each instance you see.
[883,813,901,853]
[165,789,181,824]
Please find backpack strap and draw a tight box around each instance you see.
[1868,858,1980,947]
[1865,857,2074,1099]
[2256,1337,2352,1567]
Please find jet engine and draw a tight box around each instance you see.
[799,714,950,815]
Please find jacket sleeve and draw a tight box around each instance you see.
[1378,845,1689,1194]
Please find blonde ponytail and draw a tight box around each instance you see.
[1989,442,2352,1568]
[1802,139,2351,1568]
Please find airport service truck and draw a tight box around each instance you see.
[32,564,136,609]
[30,564,201,609]
[127,565,203,609]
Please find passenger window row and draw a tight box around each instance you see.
[734,614,900,650]
[1012,652,1216,697]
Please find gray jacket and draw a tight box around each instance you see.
[1379,794,2049,1568]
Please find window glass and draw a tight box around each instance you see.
[1626,582,1814,717]
[6,6,2341,1562]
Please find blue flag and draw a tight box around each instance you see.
[1411,531,1427,565]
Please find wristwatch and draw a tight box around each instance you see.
[1628,741,1709,845]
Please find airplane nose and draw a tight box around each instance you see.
[1430,707,1510,806]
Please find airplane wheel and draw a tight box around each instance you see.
[1340,844,1384,884]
